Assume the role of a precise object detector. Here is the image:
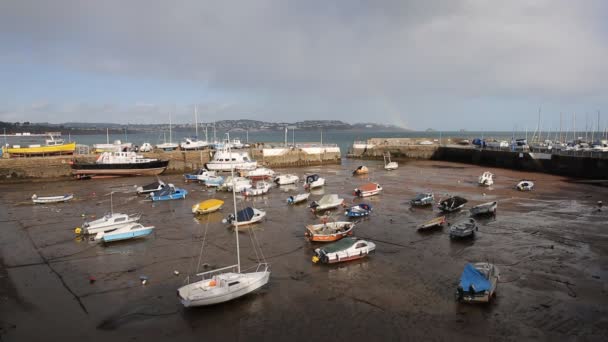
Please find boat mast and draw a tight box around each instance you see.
[573,112,576,141]
[292,128,295,146]
[106,128,109,144]
[110,192,114,215]
[194,105,199,139]
[228,133,240,273]
[284,126,288,147]
[169,112,173,144]
[320,129,323,145]
[559,112,563,144]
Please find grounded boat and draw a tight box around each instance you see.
[149,184,188,201]
[242,181,271,197]
[312,237,376,264]
[345,203,372,217]
[352,165,369,176]
[417,216,446,231]
[438,196,468,212]
[384,153,398,171]
[287,193,310,205]
[81,212,142,235]
[31,194,73,204]
[449,218,478,239]
[218,176,252,192]
[274,174,299,185]
[478,171,494,186]
[203,175,225,187]
[7,135,75,157]
[184,168,217,183]
[206,134,257,171]
[136,179,166,195]
[240,167,275,180]
[411,193,435,207]
[470,201,498,216]
[303,174,325,189]
[456,263,500,303]
[96,223,155,243]
[156,114,178,151]
[304,221,355,242]
[309,194,344,212]
[180,106,208,150]
[516,180,534,191]
[225,207,266,227]
[353,182,382,197]
[71,152,169,177]
[192,199,224,215]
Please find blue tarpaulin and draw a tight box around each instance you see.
[236,207,254,222]
[459,263,491,293]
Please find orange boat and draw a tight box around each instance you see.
[353,182,383,197]
[304,221,355,242]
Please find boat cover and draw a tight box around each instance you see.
[319,237,358,253]
[459,263,491,293]
[305,174,320,183]
[357,183,379,192]
[142,181,163,191]
[441,196,467,209]
[355,203,372,211]
[236,207,255,222]
[318,194,341,206]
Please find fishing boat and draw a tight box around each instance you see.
[410,193,435,207]
[274,174,299,185]
[478,171,494,186]
[184,168,217,183]
[177,167,270,307]
[353,182,382,197]
[470,201,498,216]
[287,193,310,205]
[438,196,468,212]
[417,216,446,231]
[449,218,478,239]
[31,194,73,204]
[309,194,344,212]
[345,203,372,217]
[71,151,169,177]
[218,176,252,192]
[203,175,225,187]
[352,165,369,176]
[303,174,325,189]
[7,135,76,157]
[192,199,224,215]
[516,180,534,191]
[383,153,398,171]
[240,167,275,180]
[95,223,155,243]
[456,263,500,303]
[136,179,166,195]
[304,221,355,242]
[242,181,271,197]
[312,237,376,264]
[225,207,266,227]
[149,184,188,201]
[206,134,257,171]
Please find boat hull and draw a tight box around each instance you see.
[206,161,257,172]
[7,142,76,156]
[102,227,154,242]
[71,160,169,177]
[32,194,73,204]
[179,271,270,307]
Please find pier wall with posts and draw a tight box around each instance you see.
[251,146,341,168]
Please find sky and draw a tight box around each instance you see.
[0,0,607,131]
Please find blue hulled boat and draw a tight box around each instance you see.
[345,203,372,217]
[149,184,188,201]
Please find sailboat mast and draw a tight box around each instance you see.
[110,192,114,215]
[573,112,576,141]
[228,133,240,273]
[106,128,109,144]
[559,112,563,143]
[195,105,198,138]
[169,112,173,144]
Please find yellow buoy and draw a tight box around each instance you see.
[74,227,82,235]
[311,255,320,263]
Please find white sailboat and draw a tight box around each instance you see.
[180,105,208,150]
[384,153,398,170]
[156,112,179,151]
[177,149,270,307]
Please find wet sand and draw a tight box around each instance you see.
[1,159,607,341]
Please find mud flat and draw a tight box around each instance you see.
[0,159,607,341]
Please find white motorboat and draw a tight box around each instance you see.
[82,212,142,235]
[309,194,344,212]
[178,164,270,307]
[242,181,271,197]
[218,176,252,192]
[287,193,310,205]
[274,174,299,185]
[470,201,498,216]
[95,223,155,243]
[384,153,398,171]
[478,171,494,186]
[303,174,325,189]
[312,237,376,264]
[31,194,73,204]
[184,168,217,183]
[206,134,257,171]
[136,179,166,194]
[456,262,500,303]
[241,167,275,180]
[225,207,267,227]
[516,180,534,191]
[138,142,153,152]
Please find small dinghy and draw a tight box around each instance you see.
[438,196,468,212]
[417,216,446,231]
[353,182,382,197]
[218,176,252,192]
[309,194,344,212]
[352,165,369,176]
[449,218,478,239]
[274,174,299,185]
[149,184,188,201]
[31,194,73,204]
[204,176,225,187]
[470,201,497,216]
[242,181,271,197]
[225,207,266,227]
[305,221,355,242]
[184,168,217,183]
[81,212,142,235]
[516,180,534,191]
[312,237,376,264]
[95,223,155,243]
[240,167,275,180]
[411,193,435,207]
[136,179,166,195]
[192,199,224,215]
[287,193,310,205]
[345,203,372,217]
[303,174,325,189]
[478,171,494,186]
[456,262,500,303]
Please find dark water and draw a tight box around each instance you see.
[1,159,607,341]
